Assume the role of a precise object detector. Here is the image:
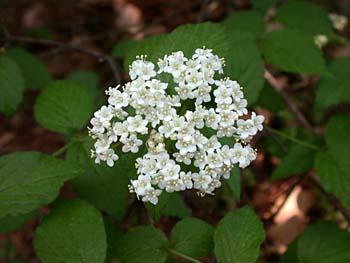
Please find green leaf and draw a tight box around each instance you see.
[7,47,52,90]
[251,0,277,14]
[315,114,350,206]
[282,221,350,263]
[34,199,106,263]
[275,1,332,35]
[115,226,168,263]
[66,136,130,221]
[165,258,177,263]
[272,142,319,179]
[112,39,137,58]
[316,58,350,109]
[223,39,264,104]
[34,80,94,134]
[256,83,285,112]
[260,29,327,75]
[222,10,264,43]
[316,151,350,205]
[146,192,189,222]
[67,70,104,108]
[170,217,214,258]
[125,22,230,69]
[214,206,265,263]
[0,211,38,233]
[67,70,99,92]
[0,152,84,218]
[227,166,241,202]
[0,54,25,116]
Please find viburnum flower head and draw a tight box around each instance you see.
[88,47,264,205]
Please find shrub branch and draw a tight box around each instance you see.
[0,33,122,84]
[264,69,315,133]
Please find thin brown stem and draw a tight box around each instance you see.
[308,175,350,226]
[264,69,315,133]
[263,129,289,154]
[0,34,122,84]
[267,174,308,223]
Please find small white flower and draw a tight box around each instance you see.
[155,152,171,169]
[158,121,174,138]
[157,105,177,122]
[108,89,129,108]
[186,59,201,70]
[215,102,235,113]
[193,150,207,170]
[251,112,264,131]
[193,171,212,190]
[175,83,195,100]
[206,151,223,169]
[186,105,207,129]
[185,70,203,89]
[121,134,143,153]
[180,171,193,189]
[231,143,249,168]
[219,110,237,128]
[113,121,129,140]
[131,174,153,196]
[329,13,348,31]
[142,188,162,204]
[175,138,197,155]
[165,179,184,192]
[217,126,235,138]
[105,149,119,167]
[163,163,181,181]
[157,55,168,73]
[236,119,257,139]
[218,145,234,166]
[94,137,111,154]
[126,115,148,134]
[173,152,193,165]
[94,105,113,124]
[193,47,213,60]
[214,85,232,104]
[146,79,168,94]
[177,123,195,141]
[193,130,208,148]
[205,108,221,129]
[90,117,105,134]
[167,51,187,78]
[314,34,328,48]
[195,85,211,104]
[139,61,156,80]
[233,99,248,116]
[205,135,221,152]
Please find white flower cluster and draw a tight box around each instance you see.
[88,48,264,204]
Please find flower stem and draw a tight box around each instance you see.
[265,126,322,151]
[52,140,75,157]
[167,248,203,263]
